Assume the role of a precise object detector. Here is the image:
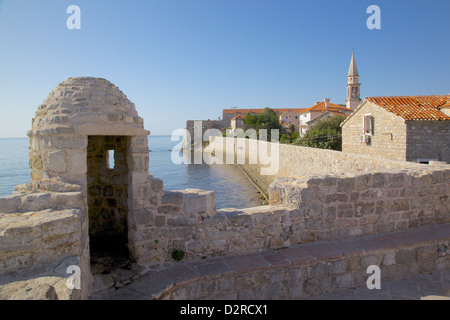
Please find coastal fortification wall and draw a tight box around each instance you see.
[208,136,428,195]
[133,166,449,264]
[1,78,449,300]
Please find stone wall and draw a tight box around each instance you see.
[127,136,450,264]
[406,121,450,163]
[155,228,450,300]
[0,178,90,300]
[208,136,425,195]
[341,101,408,161]
[183,120,226,150]
[130,166,449,264]
[268,169,449,241]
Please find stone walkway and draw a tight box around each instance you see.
[305,269,450,300]
[95,269,450,300]
[92,224,450,300]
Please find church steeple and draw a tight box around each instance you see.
[346,51,361,110]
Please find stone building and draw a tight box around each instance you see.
[341,95,450,163]
[298,99,353,136]
[230,114,245,130]
[279,110,300,132]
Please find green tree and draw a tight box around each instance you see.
[243,107,281,140]
[289,123,296,135]
[294,115,346,151]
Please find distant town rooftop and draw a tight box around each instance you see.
[223,108,306,114]
[299,101,350,115]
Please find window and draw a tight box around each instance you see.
[363,115,374,135]
[107,150,115,169]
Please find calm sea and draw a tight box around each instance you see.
[0,136,262,209]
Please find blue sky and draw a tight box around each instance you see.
[0,0,449,137]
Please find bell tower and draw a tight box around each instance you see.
[346,51,361,110]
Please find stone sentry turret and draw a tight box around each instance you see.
[0,77,168,299]
[27,77,160,258]
[28,77,148,184]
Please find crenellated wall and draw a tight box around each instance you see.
[131,166,449,264]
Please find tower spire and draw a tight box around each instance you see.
[348,51,359,77]
[346,51,361,110]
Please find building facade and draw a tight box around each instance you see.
[298,99,353,136]
[341,95,450,163]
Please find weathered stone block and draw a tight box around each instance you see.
[21,193,52,212]
[0,195,23,213]
[355,201,375,217]
[133,209,155,226]
[334,273,352,289]
[157,205,180,215]
[338,177,356,192]
[355,174,372,191]
[30,154,43,170]
[218,278,234,291]
[416,246,436,272]
[382,252,396,266]
[331,260,347,275]
[337,203,354,218]
[130,172,148,185]
[167,216,196,227]
[372,172,387,188]
[300,187,318,202]
[186,240,209,253]
[161,191,184,206]
[70,152,87,175]
[48,150,67,173]
[53,136,87,149]
[396,250,416,265]
[227,213,252,227]
[182,190,216,217]
[150,178,163,193]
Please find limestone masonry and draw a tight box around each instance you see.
[0,77,449,300]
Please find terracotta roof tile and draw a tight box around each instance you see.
[299,102,351,114]
[223,108,306,114]
[366,95,450,121]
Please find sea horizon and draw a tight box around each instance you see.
[0,135,262,209]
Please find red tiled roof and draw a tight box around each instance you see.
[299,101,351,114]
[231,114,246,120]
[366,95,450,121]
[223,108,306,114]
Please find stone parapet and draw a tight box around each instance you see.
[269,168,449,242]
[129,166,449,264]
[0,209,81,276]
[97,223,450,300]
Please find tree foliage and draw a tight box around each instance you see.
[243,108,281,140]
[294,115,346,151]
